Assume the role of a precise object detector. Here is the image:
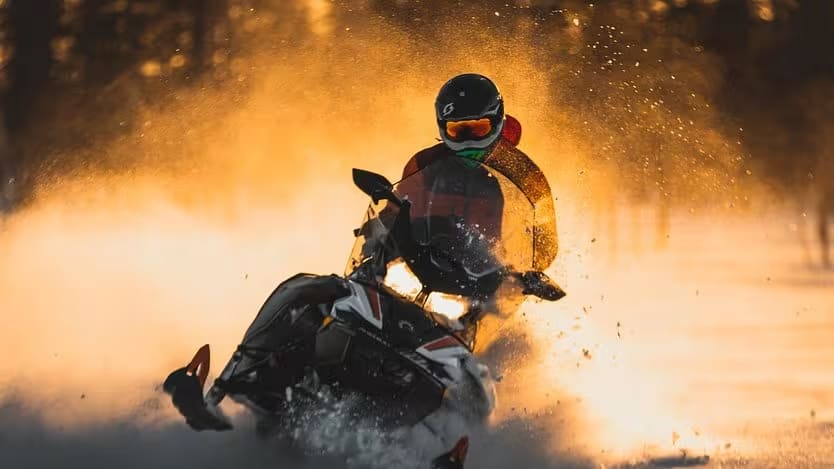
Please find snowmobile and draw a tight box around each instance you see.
[163,157,565,468]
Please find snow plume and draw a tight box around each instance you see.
[0,389,592,469]
[0,181,593,467]
[277,390,454,469]
[0,393,341,469]
[0,3,771,468]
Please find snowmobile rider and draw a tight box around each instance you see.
[396,73,560,344]
[403,73,558,272]
[351,73,560,346]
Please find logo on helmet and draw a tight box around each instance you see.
[442,103,455,117]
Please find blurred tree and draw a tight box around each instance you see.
[2,0,59,209]
[0,0,11,211]
[190,0,228,76]
[0,0,831,213]
[817,160,834,268]
[0,0,8,88]
[5,0,58,136]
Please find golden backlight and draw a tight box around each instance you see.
[1,5,831,467]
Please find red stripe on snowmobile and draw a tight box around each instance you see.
[423,336,460,351]
[431,435,469,468]
[364,286,382,321]
[451,436,470,463]
[186,344,211,389]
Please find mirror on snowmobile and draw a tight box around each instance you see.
[518,271,566,301]
[353,168,403,207]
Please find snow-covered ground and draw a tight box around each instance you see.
[511,203,834,467]
[0,188,832,467]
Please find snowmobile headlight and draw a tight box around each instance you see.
[383,258,423,300]
[383,259,470,321]
[424,292,467,321]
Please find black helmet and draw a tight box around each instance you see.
[435,73,505,151]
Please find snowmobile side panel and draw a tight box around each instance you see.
[417,336,470,368]
[314,322,353,366]
[331,281,383,329]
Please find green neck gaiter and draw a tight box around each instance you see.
[455,149,487,168]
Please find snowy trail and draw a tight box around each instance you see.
[1,194,832,468]
[532,205,834,466]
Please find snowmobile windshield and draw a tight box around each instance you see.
[346,156,536,296]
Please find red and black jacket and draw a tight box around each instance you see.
[400,115,558,271]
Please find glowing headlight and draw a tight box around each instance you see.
[382,259,469,321]
[424,292,467,320]
[383,259,422,299]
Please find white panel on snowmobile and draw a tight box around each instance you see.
[330,280,383,329]
[416,336,469,368]
[462,357,497,412]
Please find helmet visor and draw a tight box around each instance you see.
[444,118,493,142]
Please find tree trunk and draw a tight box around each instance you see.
[191,0,208,76]
[817,158,834,268]
[0,113,15,212]
[4,0,58,209]
[6,0,57,133]
[191,0,226,78]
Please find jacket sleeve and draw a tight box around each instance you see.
[520,164,558,271]
[484,141,558,271]
[532,185,558,271]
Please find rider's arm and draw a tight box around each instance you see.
[519,162,558,271]
[484,141,558,271]
[532,185,558,271]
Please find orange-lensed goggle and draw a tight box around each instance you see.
[445,118,493,141]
